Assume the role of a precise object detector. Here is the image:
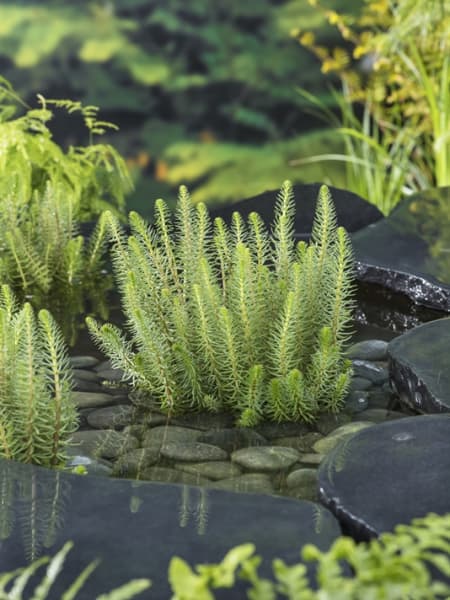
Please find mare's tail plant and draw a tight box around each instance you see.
[87,182,354,425]
[0,285,78,467]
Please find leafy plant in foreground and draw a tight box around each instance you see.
[169,512,450,599]
[87,181,354,426]
[0,285,78,467]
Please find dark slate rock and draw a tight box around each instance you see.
[174,461,242,480]
[344,391,369,413]
[0,457,341,597]
[70,355,100,369]
[388,318,450,412]
[73,369,101,383]
[70,430,139,459]
[72,391,123,410]
[209,473,275,494]
[351,187,450,311]
[348,376,373,392]
[255,421,310,440]
[142,425,201,446]
[315,412,352,435]
[73,378,104,393]
[172,412,235,431]
[345,339,389,361]
[318,415,450,540]
[354,408,408,424]
[112,447,161,477]
[87,405,134,430]
[96,368,126,382]
[197,428,267,453]
[160,441,228,462]
[231,446,300,472]
[210,183,383,240]
[352,360,389,385]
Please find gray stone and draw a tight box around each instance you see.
[73,369,101,382]
[295,432,323,452]
[270,436,306,451]
[351,188,450,311]
[231,446,300,472]
[352,360,389,385]
[346,339,388,361]
[255,422,310,440]
[209,473,275,494]
[70,355,100,369]
[94,359,113,372]
[348,377,373,392]
[315,412,352,435]
[313,422,374,455]
[97,368,126,382]
[140,412,171,427]
[367,388,393,409]
[344,391,369,413]
[160,442,228,462]
[172,412,235,431]
[286,468,318,490]
[142,425,201,447]
[354,408,409,424]
[299,453,324,467]
[388,318,450,412]
[197,428,267,453]
[174,461,242,480]
[73,378,103,393]
[72,391,121,409]
[139,466,210,486]
[87,405,134,430]
[70,430,139,459]
[112,448,161,477]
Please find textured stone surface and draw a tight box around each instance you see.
[210,183,383,241]
[345,339,389,361]
[197,428,267,453]
[70,430,139,459]
[313,422,374,455]
[174,461,242,480]
[72,391,122,409]
[286,468,318,490]
[318,415,450,540]
[139,466,210,486]
[352,360,389,385]
[142,425,201,446]
[160,441,228,462]
[388,317,450,412]
[172,412,235,431]
[87,405,134,430]
[210,473,275,494]
[352,187,450,310]
[231,446,300,472]
[70,355,100,369]
[112,448,161,477]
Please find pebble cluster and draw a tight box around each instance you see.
[68,339,416,502]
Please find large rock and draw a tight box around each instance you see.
[231,446,300,472]
[210,183,383,240]
[0,457,341,597]
[388,317,450,412]
[318,415,450,540]
[352,187,450,311]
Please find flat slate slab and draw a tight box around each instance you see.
[388,317,450,412]
[318,415,450,541]
[0,457,341,597]
[210,183,383,240]
[352,187,450,311]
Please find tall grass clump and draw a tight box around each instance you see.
[87,181,354,426]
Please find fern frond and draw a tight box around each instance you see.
[247,211,270,268]
[213,216,232,299]
[237,364,265,427]
[268,291,299,379]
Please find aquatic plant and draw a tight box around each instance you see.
[0,285,78,467]
[294,0,450,213]
[87,181,354,426]
[169,511,450,599]
[0,541,150,600]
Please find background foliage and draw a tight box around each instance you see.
[0,0,355,214]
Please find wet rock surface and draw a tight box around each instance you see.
[352,187,450,311]
[388,317,450,412]
[318,415,450,540]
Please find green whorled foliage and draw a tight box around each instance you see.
[87,181,354,425]
[168,512,450,599]
[0,76,132,221]
[0,285,78,467]
[0,542,150,600]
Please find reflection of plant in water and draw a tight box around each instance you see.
[0,460,70,563]
[87,182,354,426]
[179,486,209,536]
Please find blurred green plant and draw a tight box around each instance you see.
[169,512,450,599]
[0,1,352,207]
[294,0,450,213]
[87,182,354,426]
[0,285,78,467]
[0,541,150,600]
